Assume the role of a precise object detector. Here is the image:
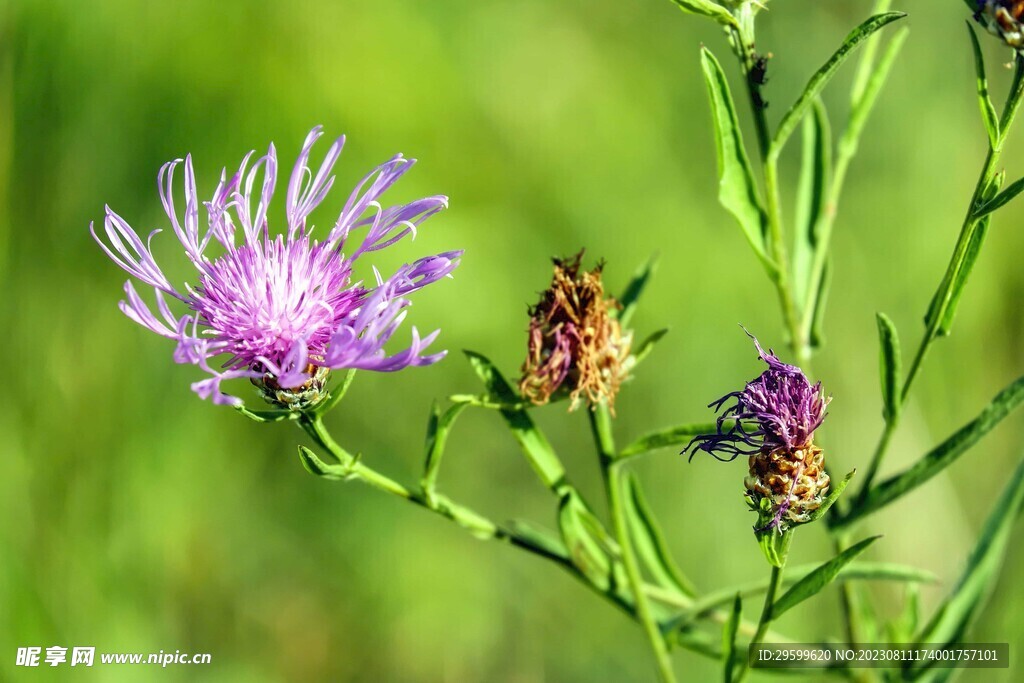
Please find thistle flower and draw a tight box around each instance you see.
[686,332,831,533]
[93,126,461,407]
[975,1,1024,50]
[519,252,632,411]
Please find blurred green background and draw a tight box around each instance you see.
[1,0,1023,680]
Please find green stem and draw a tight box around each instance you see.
[730,23,808,367]
[736,563,784,683]
[590,405,677,683]
[857,56,1024,499]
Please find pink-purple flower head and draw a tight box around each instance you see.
[686,331,830,462]
[93,126,461,406]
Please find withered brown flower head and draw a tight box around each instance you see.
[519,252,632,411]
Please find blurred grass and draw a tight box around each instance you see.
[0,0,1022,681]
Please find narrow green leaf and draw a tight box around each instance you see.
[914,455,1024,652]
[617,255,658,328]
[558,490,616,590]
[792,100,831,307]
[619,422,721,459]
[839,25,910,161]
[876,313,902,423]
[771,12,907,156]
[808,258,830,350]
[967,22,1001,149]
[772,536,881,618]
[624,472,697,597]
[297,445,357,480]
[723,594,742,683]
[849,0,894,105]
[671,561,934,625]
[464,351,567,492]
[420,401,469,498]
[700,47,773,274]
[633,328,669,365]
[806,469,856,523]
[972,174,1024,219]
[838,373,1024,529]
[668,0,738,29]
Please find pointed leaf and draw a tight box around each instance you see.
[723,594,742,683]
[668,0,738,29]
[464,351,567,492]
[671,560,934,625]
[848,0,894,106]
[972,174,1024,219]
[700,47,773,274]
[967,22,1000,149]
[914,455,1024,651]
[633,328,669,366]
[558,490,616,590]
[805,469,855,523]
[624,472,697,597]
[618,422,721,460]
[420,401,469,498]
[772,536,881,618]
[793,100,831,307]
[298,445,356,480]
[617,255,658,328]
[839,373,1024,528]
[771,12,907,156]
[876,313,902,423]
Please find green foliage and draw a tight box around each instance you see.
[464,351,567,492]
[770,12,907,157]
[699,47,772,273]
[771,536,880,619]
[624,472,696,597]
[841,373,1024,528]
[876,312,902,423]
[668,0,737,29]
[912,455,1024,666]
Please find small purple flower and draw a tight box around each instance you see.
[686,331,829,462]
[686,330,831,534]
[93,126,461,406]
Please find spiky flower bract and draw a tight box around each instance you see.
[93,126,461,407]
[519,252,632,412]
[686,331,831,533]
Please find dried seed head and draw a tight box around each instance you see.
[519,252,632,411]
[746,444,830,532]
[252,364,331,411]
[976,1,1024,50]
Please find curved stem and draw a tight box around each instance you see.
[590,405,677,683]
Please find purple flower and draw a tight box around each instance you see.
[93,126,461,406]
[686,331,829,462]
[686,330,832,534]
